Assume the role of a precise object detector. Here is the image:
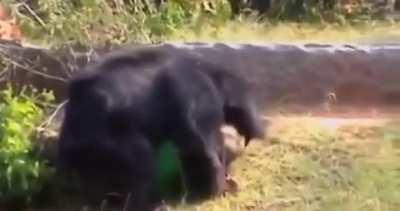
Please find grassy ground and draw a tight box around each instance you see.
[171,115,400,211]
[168,21,400,44]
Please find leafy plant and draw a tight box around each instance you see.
[0,85,55,210]
[145,1,189,38]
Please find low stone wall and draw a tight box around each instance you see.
[170,42,400,115]
[1,41,399,115]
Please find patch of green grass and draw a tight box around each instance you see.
[172,117,400,211]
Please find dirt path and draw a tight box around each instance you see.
[264,104,400,119]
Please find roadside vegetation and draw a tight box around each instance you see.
[3,0,400,46]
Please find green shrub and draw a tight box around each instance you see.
[4,0,232,46]
[146,1,190,39]
[0,85,55,209]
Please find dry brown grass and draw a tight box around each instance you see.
[170,21,400,44]
[172,115,400,211]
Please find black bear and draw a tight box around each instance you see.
[57,45,265,210]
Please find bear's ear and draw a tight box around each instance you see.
[224,104,265,147]
[214,70,266,147]
[244,118,267,147]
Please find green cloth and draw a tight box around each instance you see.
[154,142,185,199]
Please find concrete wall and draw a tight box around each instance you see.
[1,41,399,115]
